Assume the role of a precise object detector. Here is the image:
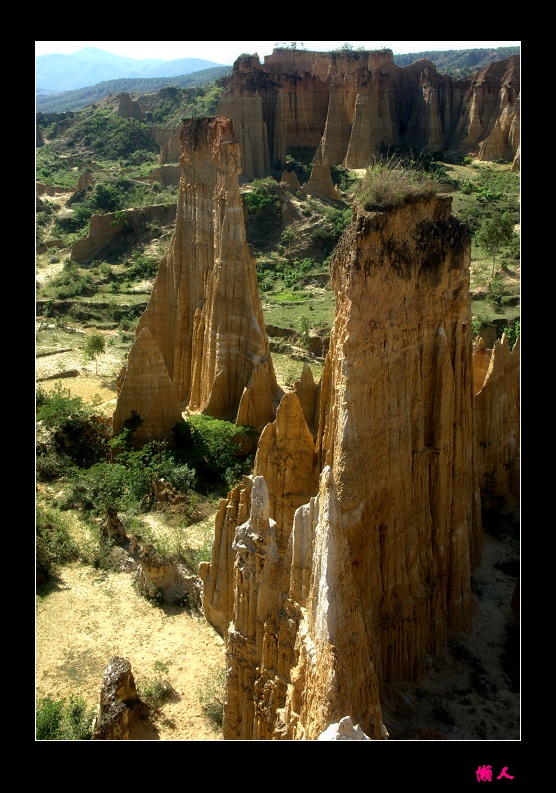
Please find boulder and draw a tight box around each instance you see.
[317,716,372,740]
[92,657,147,740]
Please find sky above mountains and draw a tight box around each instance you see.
[35,40,521,65]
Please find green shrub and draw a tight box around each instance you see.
[476,211,518,274]
[36,385,112,471]
[111,209,129,227]
[62,460,153,515]
[259,274,275,292]
[60,433,198,517]
[46,260,96,298]
[279,227,296,251]
[36,696,64,739]
[330,164,357,192]
[486,277,506,313]
[174,415,256,489]
[272,257,321,288]
[298,315,312,346]
[310,225,339,254]
[504,320,520,349]
[285,145,317,166]
[126,255,159,281]
[36,505,80,585]
[185,535,214,570]
[282,147,313,184]
[36,695,96,740]
[83,332,105,373]
[243,178,282,215]
[36,450,68,482]
[323,206,352,236]
[65,109,159,160]
[163,463,197,492]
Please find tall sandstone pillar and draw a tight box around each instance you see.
[114,116,279,439]
[317,196,483,685]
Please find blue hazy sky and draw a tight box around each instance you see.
[35,41,521,65]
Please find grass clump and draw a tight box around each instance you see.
[138,661,175,712]
[198,667,226,728]
[355,150,439,211]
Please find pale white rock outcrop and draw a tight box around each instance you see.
[317,715,371,741]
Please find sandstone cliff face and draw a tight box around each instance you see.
[117,92,143,121]
[301,145,341,201]
[252,392,319,553]
[202,194,485,740]
[467,59,520,163]
[148,164,181,187]
[71,204,177,264]
[293,361,320,437]
[276,465,386,740]
[149,127,182,164]
[221,468,385,741]
[474,333,520,512]
[112,326,183,442]
[316,198,483,683]
[199,475,254,637]
[217,49,520,180]
[114,117,281,439]
[200,392,318,639]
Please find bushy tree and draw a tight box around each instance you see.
[476,211,517,275]
[66,110,159,160]
[83,332,105,374]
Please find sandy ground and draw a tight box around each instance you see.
[36,562,226,740]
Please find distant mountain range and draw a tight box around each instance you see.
[36,47,227,94]
[36,46,520,115]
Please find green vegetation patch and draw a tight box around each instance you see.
[36,695,96,740]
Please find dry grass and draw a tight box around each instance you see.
[355,153,439,211]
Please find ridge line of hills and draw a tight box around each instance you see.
[36,46,519,115]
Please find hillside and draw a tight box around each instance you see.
[36,66,232,114]
[394,46,520,75]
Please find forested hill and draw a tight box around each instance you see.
[36,66,231,114]
[394,46,520,76]
[36,47,519,115]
